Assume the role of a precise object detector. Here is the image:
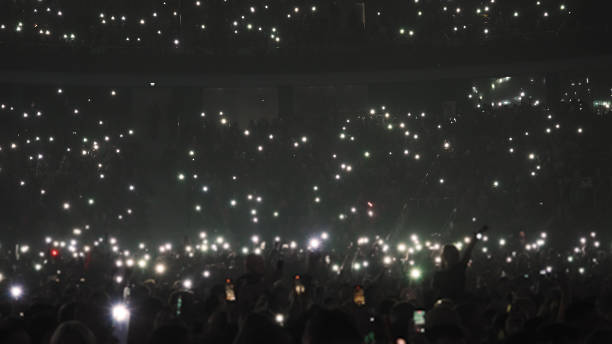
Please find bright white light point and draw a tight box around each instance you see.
[112,304,129,322]
[195,205,201,211]
[258,145,263,151]
[301,136,308,143]
[364,151,370,158]
[178,173,185,180]
[493,181,499,187]
[183,279,193,289]
[309,238,320,249]
[230,199,237,207]
[272,313,284,325]
[10,286,23,299]
[414,154,421,160]
[155,264,166,274]
[577,127,583,133]
[62,202,70,210]
[111,90,116,96]
[173,39,180,45]
[528,153,535,160]
[439,179,444,184]
[314,197,320,203]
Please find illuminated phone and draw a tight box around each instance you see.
[413,310,426,333]
[176,295,183,316]
[353,285,365,306]
[225,279,236,301]
[294,275,305,295]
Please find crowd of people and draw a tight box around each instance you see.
[1,226,611,344]
[1,2,612,342]
[0,75,611,342]
[0,0,608,56]
[1,76,611,242]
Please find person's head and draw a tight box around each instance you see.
[389,302,416,340]
[441,245,460,268]
[149,324,190,344]
[50,321,96,344]
[233,313,293,344]
[73,302,110,342]
[0,318,31,344]
[58,302,78,323]
[426,304,460,331]
[245,254,265,276]
[302,309,361,344]
[427,324,466,344]
[269,282,291,313]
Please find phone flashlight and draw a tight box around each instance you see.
[413,310,426,333]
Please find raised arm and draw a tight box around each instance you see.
[461,225,488,265]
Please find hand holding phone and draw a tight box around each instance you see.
[294,275,305,295]
[353,285,366,306]
[413,310,426,333]
[225,278,236,301]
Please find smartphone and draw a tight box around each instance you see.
[225,278,236,301]
[413,310,426,333]
[176,295,183,316]
[294,275,305,295]
[353,285,366,306]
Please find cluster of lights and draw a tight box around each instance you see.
[0,0,581,51]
